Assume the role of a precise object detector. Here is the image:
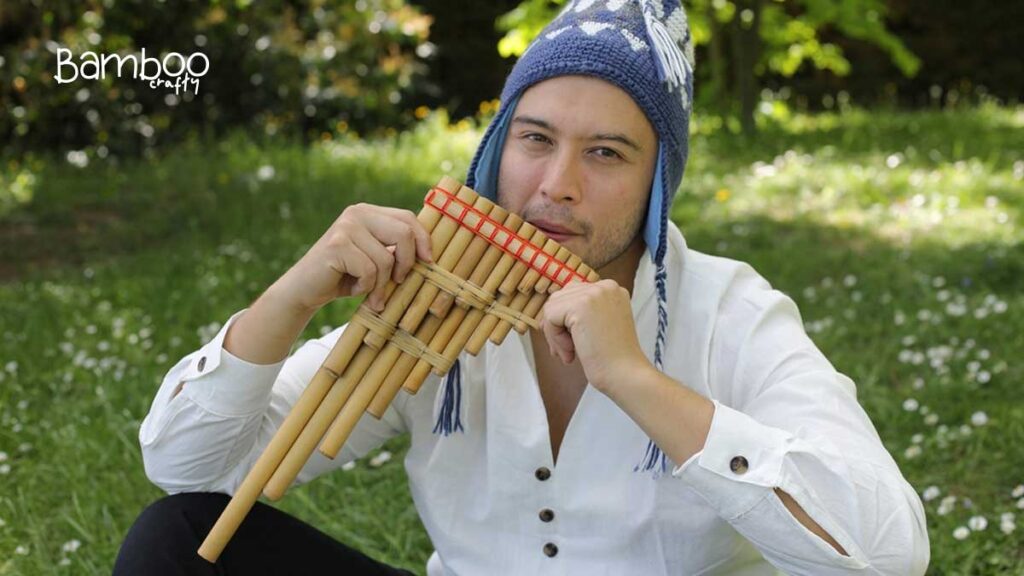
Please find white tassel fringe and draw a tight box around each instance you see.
[638,0,689,90]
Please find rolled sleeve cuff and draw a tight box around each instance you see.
[672,399,793,519]
[180,309,287,417]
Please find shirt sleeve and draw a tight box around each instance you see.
[139,309,408,496]
[671,264,930,576]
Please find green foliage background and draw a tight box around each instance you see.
[0,0,434,157]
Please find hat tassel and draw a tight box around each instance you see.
[638,0,689,90]
[634,260,671,475]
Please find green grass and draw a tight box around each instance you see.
[1,104,1022,574]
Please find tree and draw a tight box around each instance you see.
[497,0,921,133]
[0,0,434,157]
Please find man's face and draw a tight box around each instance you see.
[496,75,658,271]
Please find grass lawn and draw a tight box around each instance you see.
[0,104,1021,574]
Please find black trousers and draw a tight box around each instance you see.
[113,492,418,576]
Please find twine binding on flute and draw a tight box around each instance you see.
[410,261,539,329]
[352,306,454,374]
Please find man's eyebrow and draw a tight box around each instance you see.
[591,132,642,152]
[511,115,642,152]
[511,115,555,131]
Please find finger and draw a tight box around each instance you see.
[557,278,590,293]
[341,248,377,298]
[350,229,395,310]
[549,328,574,363]
[546,281,587,306]
[371,207,434,263]
[540,305,575,364]
[360,214,425,283]
[386,224,416,283]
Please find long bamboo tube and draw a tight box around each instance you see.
[364,214,522,418]
[415,242,566,384]
[363,183,480,351]
[261,188,477,500]
[395,194,491,335]
[507,247,572,334]
[464,227,548,355]
[399,221,536,392]
[516,238,561,294]
[497,230,547,296]
[407,244,590,394]
[385,212,528,399]
[196,176,459,562]
[316,200,507,457]
[429,204,510,317]
[365,315,441,418]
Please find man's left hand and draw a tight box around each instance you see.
[538,278,650,393]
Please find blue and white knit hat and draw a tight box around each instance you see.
[433,0,695,476]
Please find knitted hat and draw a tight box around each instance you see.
[433,0,695,477]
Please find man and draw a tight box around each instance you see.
[115,1,929,574]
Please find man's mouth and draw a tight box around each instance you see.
[530,219,581,241]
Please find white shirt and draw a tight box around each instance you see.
[140,221,930,575]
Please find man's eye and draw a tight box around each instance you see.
[593,147,622,160]
[524,133,551,144]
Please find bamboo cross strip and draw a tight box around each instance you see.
[197,176,599,562]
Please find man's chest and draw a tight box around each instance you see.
[531,337,589,463]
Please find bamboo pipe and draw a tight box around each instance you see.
[196,176,458,563]
[196,345,350,563]
[428,205,511,317]
[407,245,588,393]
[486,239,560,342]
[363,183,479,351]
[464,227,548,354]
[261,182,472,500]
[316,200,507,456]
[507,247,572,334]
[499,260,592,344]
[395,194,492,335]
[437,248,571,375]
[497,229,548,296]
[364,217,524,418]
[398,219,535,391]
[517,238,562,294]
[317,335,416,458]
[397,214,527,391]
[365,314,441,418]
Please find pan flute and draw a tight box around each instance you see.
[197,176,598,562]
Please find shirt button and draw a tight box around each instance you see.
[539,508,555,522]
[730,455,749,475]
[543,542,558,557]
[535,467,551,481]
[197,356,207,372]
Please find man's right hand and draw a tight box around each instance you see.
[275,203,434,313]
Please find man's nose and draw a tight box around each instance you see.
[538,149,583,204]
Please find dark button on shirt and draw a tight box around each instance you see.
[730,455,749,475]
[539,508,555,522]
[535,467,551,481]
[543,542,558,557]
[197,356,207,372]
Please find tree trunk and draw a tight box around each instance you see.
[708,12,728,110]
[731,0,762,134]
